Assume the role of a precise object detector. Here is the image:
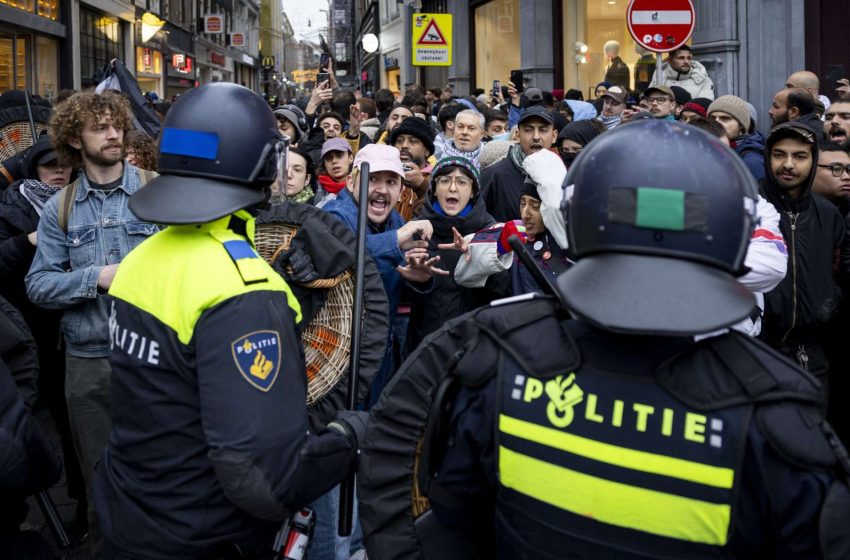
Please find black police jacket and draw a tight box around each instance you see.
[377,297,849,560]
[94,214,356,558]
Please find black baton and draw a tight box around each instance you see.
[338,161,370,536]
[36,491,71,548]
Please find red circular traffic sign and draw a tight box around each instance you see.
[627,0,695,53]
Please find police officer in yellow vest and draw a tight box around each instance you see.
[93,83,365,559]
[365,120,850,559]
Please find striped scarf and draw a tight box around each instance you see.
[598,114,622,130]
[441,141,482,170]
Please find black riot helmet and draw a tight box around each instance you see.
[557,119,759,336]
[130,83,287,224]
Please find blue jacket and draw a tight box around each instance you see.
[25,164,158,357]
[735,132,766,183]
[323,189,407,318]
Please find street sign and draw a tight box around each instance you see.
[627,0,695,53]
[261,56,274,70]
[412,13,452,67]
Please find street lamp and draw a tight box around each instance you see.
[362,33,379,54]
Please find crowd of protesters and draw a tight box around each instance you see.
[1,43,850,559]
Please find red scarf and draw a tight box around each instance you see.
[318,174,347,194]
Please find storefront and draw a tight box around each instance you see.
[0,0,63,100]
[470,0,650,98]
[134,8,168,98]
[561,0,653,98]
[195,39,234,86]
[166,51,195,99]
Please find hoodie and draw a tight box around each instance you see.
[758,122,846,349]
[649,59,714,100]
[733,131,766,182]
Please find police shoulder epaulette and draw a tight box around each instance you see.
[208,231,269,285]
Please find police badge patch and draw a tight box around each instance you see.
[231,330,282,392]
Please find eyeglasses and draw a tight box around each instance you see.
[817,163,850,177]
[435,175,474,189]
[646,96,673,105]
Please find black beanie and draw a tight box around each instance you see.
[519,177,540,201]
[558,120,602,147]
[389,116,436,156]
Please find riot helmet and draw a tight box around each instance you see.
[130,83,287,224]
[557,119,758,336]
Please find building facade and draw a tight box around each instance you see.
[395,0,844,134]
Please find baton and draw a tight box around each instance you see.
[338,161,370,536]
[22,89,39,141]
[36,491,71,548]
[508,235,569,310]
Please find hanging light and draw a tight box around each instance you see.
[141,12,166,43]
[574,41,588,54]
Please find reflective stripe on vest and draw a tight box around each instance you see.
[497,359,747,549]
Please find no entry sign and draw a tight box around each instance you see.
[627,0,695,53]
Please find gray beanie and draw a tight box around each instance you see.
[480,140,512,170]
[707,95,751,134]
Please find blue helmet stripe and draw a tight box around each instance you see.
[160,128,220,160]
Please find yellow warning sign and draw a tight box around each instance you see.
[412,13,452,67]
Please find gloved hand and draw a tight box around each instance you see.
[328,410,369,449]
[497,220,528,255]
[275,247,320,284]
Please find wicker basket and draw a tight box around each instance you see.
[255,221,353,405]
[0,121,50,161]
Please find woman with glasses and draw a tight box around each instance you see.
[404,156,508,356]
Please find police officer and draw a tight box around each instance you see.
[94,83,365,559]
[361,120,850,559]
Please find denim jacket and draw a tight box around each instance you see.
[25,164,158,357]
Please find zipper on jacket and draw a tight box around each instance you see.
[780,212,799,344]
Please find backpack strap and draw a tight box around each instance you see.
[57,178,80,235]
[138,168,156,186]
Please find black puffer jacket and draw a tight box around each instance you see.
[0,185,39,309]
[0,186,64,378]
[405,196,509,354]
[759,123,846,347]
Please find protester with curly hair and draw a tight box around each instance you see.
[25,90,158,558]
[124,130,157,171]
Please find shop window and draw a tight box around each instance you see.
[564,0,662,99]
[0,37,13,92]
[474,0,520,89]
[0,0,59,20]
[35,35,57,99]
[80,7,125,86]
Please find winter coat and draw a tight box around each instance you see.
[480,155,526,223]
[0,186,64,383]
[0,355,62,531]
[795,112,827,145]
[759,128,846,347]
[649,59,715,100]
[361,117,381,141]
[733,132,766,182]
[405,197,507,354]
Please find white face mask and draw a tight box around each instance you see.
[491,132,510,142]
